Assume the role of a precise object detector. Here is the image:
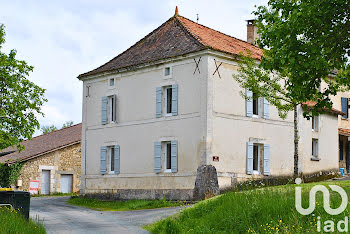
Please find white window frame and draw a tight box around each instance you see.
[312,138,319,158]
[108,95,116,123]
[164,67,172,78]
[312,116,319,132]
[108,146,115,174]
[252,144,260,174]
[109,78,115,87]
[164,86,173,117]
[163,141,172,173]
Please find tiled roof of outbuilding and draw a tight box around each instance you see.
[302,101,344,116]
[0,123,81,164]
[78,12,263,78]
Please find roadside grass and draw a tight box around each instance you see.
[67,197,186,211]
[31,192,78,198]
[145,180,350,233]
[0,206,46,234]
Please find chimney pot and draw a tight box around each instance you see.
[175,6,179,15]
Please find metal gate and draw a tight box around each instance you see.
[60,174,73,194]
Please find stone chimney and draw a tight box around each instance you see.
[247,20,259,45]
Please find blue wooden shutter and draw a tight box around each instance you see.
[101,96,108,125]
[246,142,253,174]
[246,89,253,117]
[172,84,178,116]
[263,144,270,175]
[341,97,348,118]
[156,88,162,118]
[171,140,178,172]
[263,98,270,119]
[114,145,120,175]
[154,142,161,173]
[100,146,107,174]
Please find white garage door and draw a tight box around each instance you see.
[60,174,73,194]
[41,170,50,195]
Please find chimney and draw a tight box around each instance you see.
[247,20,259,45]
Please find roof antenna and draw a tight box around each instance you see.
[196,14,199,23]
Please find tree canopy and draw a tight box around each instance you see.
[0,24,46,151]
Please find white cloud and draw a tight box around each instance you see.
[0,0,268,136]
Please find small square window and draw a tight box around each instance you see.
[109,78,115,86]
[165,67,171,76]
[312,139,319,158]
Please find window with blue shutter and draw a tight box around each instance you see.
[114,145,120,175]
[171,84,178,116]
[100,146,107,174]
[246,89,253,117]
[263,98,270,119]
[101,96,108,125]
[154,142,161,173]
[156,88,162,118]
[171,140,178,173]
[246,142,253,174]
[341,97,348,119]
[263,144,270,175]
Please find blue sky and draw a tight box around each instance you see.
[0,0,267,134]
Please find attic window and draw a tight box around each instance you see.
[109,78,115,86]
[165,67,171,76]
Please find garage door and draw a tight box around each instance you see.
[41,170,50,195]
[60,174,73,194]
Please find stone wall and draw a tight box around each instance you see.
[17,143,81,194]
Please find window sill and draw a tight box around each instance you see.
[311,157,320,161]
[252,171,260,175]
[164,170,172,173]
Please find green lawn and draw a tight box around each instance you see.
[67,196,186,211]
[145,180,350,233]
[0,206,45,233]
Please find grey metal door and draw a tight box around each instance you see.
[60,174,73,194]
[41,170,50,195]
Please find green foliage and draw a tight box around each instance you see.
[0,162,23,188]
[146,180,350,233]
[40,125,58,134]
[0,206,45,233]
[0,24,47,151]
[62,121,74,128]
[68,197,185,211]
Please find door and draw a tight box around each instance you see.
[60,174,73,193]
[41,170,50,195]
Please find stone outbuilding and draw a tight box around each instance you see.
[0,124,81,194]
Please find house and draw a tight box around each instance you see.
[0,124,81,194]
[78,8,342,200]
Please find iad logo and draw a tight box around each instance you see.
[295,178,349,232]
[295,178,348,215]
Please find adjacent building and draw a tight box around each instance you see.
[78,8,343,200]
[0,124,82,194]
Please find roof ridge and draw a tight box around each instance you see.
[176,15,261,50]
[78,16,179,78]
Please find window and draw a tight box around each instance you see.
[109,78,115,86]
[108,95,116,123]
[312,116,319,131]
[164,142,172,172]
[165,67,171,76]
[253,144,259,172]
[340,140,344,161]
[165,87,172,115]
[312,139,319,158]
[341,97,348,119]
[109,146,115,173]
[252,92,259,116]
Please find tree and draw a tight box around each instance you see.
[41,125,58,134]
[62,121,73,128]
[0,24,46,151]
[234,0,350,176]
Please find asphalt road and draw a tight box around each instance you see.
[30,196,184,234]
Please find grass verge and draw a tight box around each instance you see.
[145,180,350,233]
[0,206,45,233]
[67,197,186,211]
[31,192,78,197]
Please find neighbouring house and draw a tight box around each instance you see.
[0,124,82,194]
[78,8,343,200]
